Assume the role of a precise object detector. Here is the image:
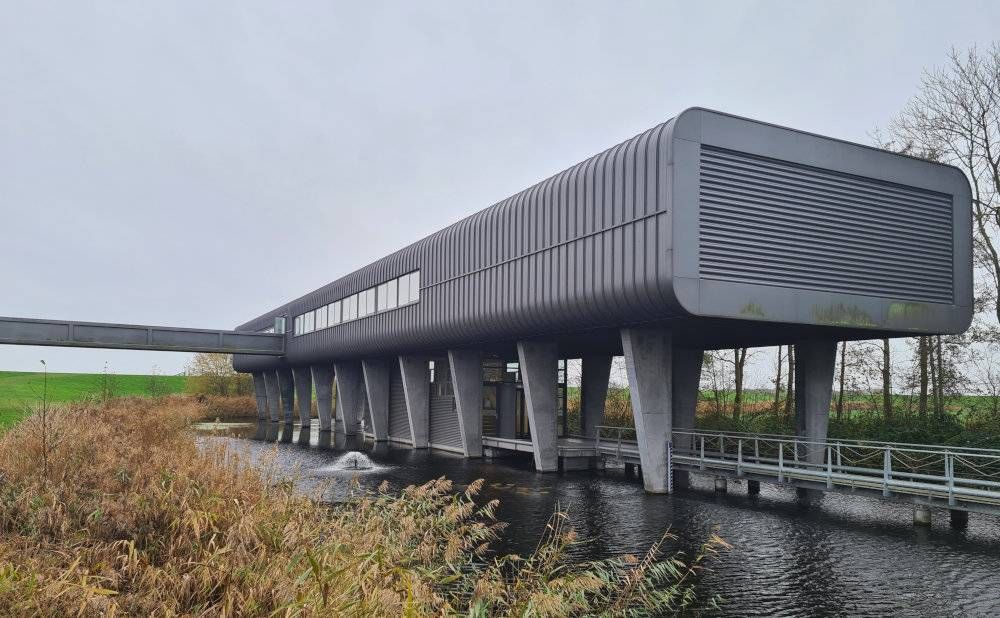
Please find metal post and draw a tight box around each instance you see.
[793,436,799,464]
[946,453,956,507]
[778,441,784,483]
[836,443,842,471]
[883,447,892,498]
[754,438,759,463]
[699,436,705,471]
[826,446,833,489]
[737,439,743,477]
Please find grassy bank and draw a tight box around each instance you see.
[0,398,723,615]
[0,370,187,430]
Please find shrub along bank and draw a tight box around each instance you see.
[0,397,724,616]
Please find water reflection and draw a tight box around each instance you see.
[197,421,1000,616]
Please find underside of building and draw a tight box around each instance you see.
[233,107,973,493]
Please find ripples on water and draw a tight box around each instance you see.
[195,422,1000,616]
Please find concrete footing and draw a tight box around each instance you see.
[949,509,969,529]
[914,505,933,527]
[714,477,728,493]
[334,362,364,436]
[794,340,838,464]
[277,368,295,423]
[252,372,268,420]
[580,354,612,437]
[362,359,390,441]
[263,370,281,422]
[747,479,761,495]
[449,349,484,458]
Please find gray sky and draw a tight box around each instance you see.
[2,2,998,375]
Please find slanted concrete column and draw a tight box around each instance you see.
[263,370,281,422]
[449,349,484,458]
[362,359,390,442]
[793,340,837,465]
[334,362,364,436]
[277,368,295,423]
[497,383,516,439]
[252,371,268,420]
[292,366,313,427]
[672,346,704,489]
[312,365,335,432]
[399,356,430,448]
[581,355,612,438]
[622,327,673,493]
[516,341,559,472]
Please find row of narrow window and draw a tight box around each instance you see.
[293,271,420,336]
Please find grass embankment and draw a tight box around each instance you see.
[0,371,186,430]
[0,398,724,616]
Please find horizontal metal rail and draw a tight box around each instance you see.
[0,316,285,355]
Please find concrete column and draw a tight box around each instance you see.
[252,371,268,420]
[312,365,335,432]
[516,341,559,472]
[449,349,484,458]
[277,368,295,423]
[362,359,390,442]
[263,370,281,422]
[497,383,516,439]
[334,362,364,436]
[672,346,704,489]
[399,356,430,448]
[292,366,313,427]
[580,354,612,438]
[621,327,673,493]
[793,340,837,465]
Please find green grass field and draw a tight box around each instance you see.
[0,371,187,429]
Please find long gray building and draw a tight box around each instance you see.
[233,107,972,493]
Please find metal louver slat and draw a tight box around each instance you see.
[698,145,954,304]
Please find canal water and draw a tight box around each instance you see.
[195,422,1000,617]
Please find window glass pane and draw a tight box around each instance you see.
[316,306,327,330]
[376,282,389,312]
[366,288,376,315]
[294,316,302,335]
[330,301,341,325]
[410,271,420,301]
[358,291,368,318]
[304,311,314,333]
[348,294,358,320]
[398,274,410,305]
[386,278,398,309]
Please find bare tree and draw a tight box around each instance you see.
[773,345,785,412]
[881,338,893,420]
[891,44,1000,327]
[783,345,795,418]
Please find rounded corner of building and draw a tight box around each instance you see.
[669,107,709,144]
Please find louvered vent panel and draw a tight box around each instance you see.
[698,146,954,304]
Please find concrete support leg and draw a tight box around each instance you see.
[362,359,390,442]
[747,479,761,496]
[252,372,268,420]
[449,349,484,458]
[517,341,559,472]
[580,354,612,438]
[622,327,673,494]
[715,478,728,493]
[277,368,295,424]
[334,362,364,436]
[672,346,704,489]
[794,340,838,465]
[312,365,335,432]
[914,505,932,526]
[399,356,430,448]
[263,370,281,422]
[292,366,313,427]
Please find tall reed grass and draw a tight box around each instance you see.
[0,397,724,616]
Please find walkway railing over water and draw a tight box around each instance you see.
[672,429,1000,511]
[587,426,1000,511]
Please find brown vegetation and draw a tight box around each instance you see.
[0,398,723,616]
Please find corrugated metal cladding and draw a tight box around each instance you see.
[234,118,678,372]
[698,146,955,304]
[428,358,462,452]
[388,363,411,443]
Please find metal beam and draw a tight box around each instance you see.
[0,316,284,355]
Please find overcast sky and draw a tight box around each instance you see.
[2,2,999,375]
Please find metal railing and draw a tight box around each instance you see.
[672,429,1000,509]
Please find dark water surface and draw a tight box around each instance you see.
[195,422,1000,617]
